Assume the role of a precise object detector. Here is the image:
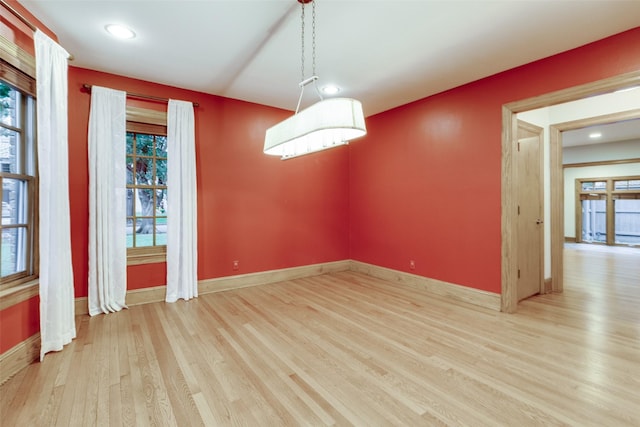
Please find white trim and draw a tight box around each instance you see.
[74,260,351,315]
[75,259,499,314]
[199,260,351,294]
[12,259,499,381]
[350,260,501,311]
[0,333,40,386]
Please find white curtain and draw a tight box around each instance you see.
[35,30,76,360]
[166,100,198,302]
[88,86,127,315]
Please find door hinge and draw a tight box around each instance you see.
[518,205,520,215]
[517,142,520,152]
[518,269,521,279]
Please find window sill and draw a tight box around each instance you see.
[127,254,167,266]
[0,279,39,311]
[127,247,167,266]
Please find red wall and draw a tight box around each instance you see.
[349,27,640,294]
[0,1,56,354]
[67,67,351,299]
[1,11,638,355]
[0,297,39,353]
[2,0,349,351]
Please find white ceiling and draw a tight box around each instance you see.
[563,117,640,148]
[17,0,640,117]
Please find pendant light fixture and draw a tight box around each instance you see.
[264,0,367,160]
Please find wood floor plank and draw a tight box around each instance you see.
[133,306,178,426]
[144,303,204,427]
[0,364,28,423]
[53,316,89,426]
[1,244,639,425]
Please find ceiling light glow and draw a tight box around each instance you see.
[589,132,602,139]
[321,85,341,95]
[105,24,136,40]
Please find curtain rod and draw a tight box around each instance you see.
[1,0,35,31]
[1,0,74,60]
[82,84,200,108]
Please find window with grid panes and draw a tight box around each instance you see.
[576,175,640,246]
[0,62,38,288]
[126,120,167,263]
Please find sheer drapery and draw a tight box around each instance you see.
[35,30,76,360]
[166,100,198,302]
[88,86,127,315]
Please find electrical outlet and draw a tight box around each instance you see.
[409,260,415,270]
[232,260,239,271]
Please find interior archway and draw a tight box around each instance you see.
[500,70,640,313]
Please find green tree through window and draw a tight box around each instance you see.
[126,131,167,248]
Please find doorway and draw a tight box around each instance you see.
[500,70,640,313]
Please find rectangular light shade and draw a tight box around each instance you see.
[264,97,366,159]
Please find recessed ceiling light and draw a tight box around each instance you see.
[589,132,602,139]
[105,24,136,40]
[321,85,341,95]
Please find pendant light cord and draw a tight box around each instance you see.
[311,0,316,78]
[301,2,306,83]
[300,1,317,80]
[296,0,322,114]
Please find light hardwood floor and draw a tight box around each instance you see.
[1,245,639,426]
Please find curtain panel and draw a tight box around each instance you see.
[88,86,127,315]
[166,99,198,302]
[35,30,76,360]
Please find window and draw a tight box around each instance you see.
[614,179,640,191]
[581,180,607,192]
[576,176,640,247]
[614,197,640,245]
[125,115,167,265]
[0,65,38,288]
[580,195,606,243]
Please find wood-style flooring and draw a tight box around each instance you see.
[1,244,639,426]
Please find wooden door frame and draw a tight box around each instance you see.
[501,70,640,313]
[551,111,640,248]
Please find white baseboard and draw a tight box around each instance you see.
[349,260,501,311]
[74,259,500,314]
[5,259,499,383]
[74,260,352,315]
[74,284,168,316]
[198,260,351,294]
[0,332,39,386]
